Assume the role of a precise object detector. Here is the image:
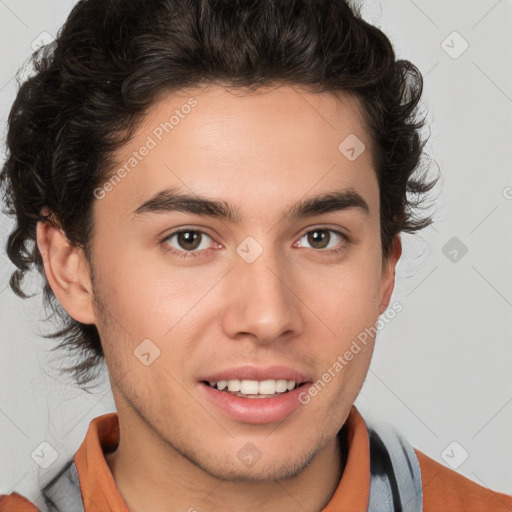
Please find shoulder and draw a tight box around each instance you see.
[0,493,39,511]
[415,449,512,512]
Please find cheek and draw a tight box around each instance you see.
[297,256,383,397]
[91,240,188,335]
[91,244,223,385]
[308,258,383,337]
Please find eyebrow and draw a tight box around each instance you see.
[131,186,370,222]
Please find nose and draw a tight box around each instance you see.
[221,242,303,345]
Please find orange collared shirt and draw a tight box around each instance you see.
[1,406,511,511]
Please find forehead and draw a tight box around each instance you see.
[141,84,372,161]
[97,84,378,224]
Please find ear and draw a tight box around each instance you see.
[378,234,402,315]
[36,215,97,325]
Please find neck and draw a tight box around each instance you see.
[105,418,345,512]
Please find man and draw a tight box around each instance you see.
[0,0,510,511]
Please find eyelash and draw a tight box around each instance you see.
[160,227,349,260]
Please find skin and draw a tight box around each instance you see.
[37,84,401,512]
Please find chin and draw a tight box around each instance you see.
[188,443,319,483]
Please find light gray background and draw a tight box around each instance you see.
[1,0,511,504]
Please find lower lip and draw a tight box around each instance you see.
[198,382,311,424]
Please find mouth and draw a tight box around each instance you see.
[197,371,313,424]
[202,379,308,399]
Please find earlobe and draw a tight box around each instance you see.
[378,235,402,315]
[36,217,97,325]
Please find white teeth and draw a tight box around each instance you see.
[275,379,288,393]
[227,379,241,392]
[240,380,259,394]
[258,379,276,394]
[209,379,298,395]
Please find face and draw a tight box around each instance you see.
[41,84,400,482]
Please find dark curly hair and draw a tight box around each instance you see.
[0,0,438,389]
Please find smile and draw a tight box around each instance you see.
[198,380,312,424]
[205,378,300,398]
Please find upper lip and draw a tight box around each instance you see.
[200,365,313,384]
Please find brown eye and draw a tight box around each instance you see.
[298,228,346,251]
[306,229,331,249]
[176,231,202,251]
[163,230,214,255]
